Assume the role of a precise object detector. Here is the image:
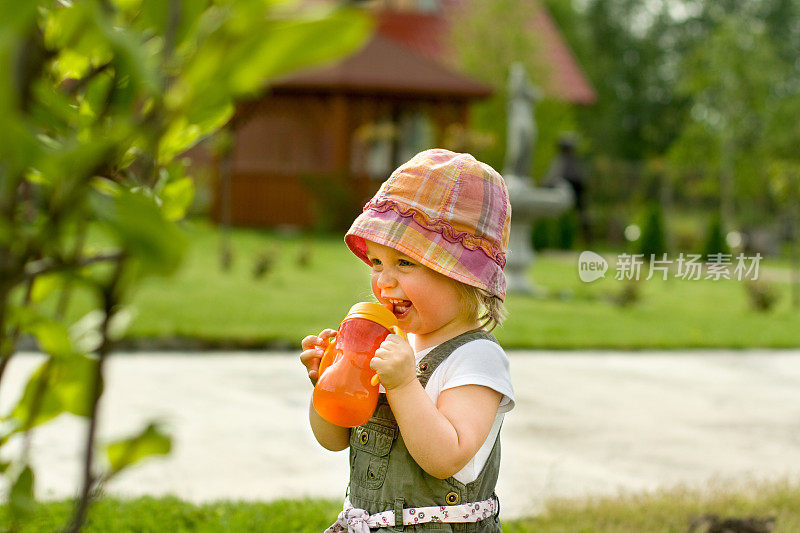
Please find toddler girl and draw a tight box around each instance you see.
[300,149,515,532]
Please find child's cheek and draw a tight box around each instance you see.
[370,275,380,300]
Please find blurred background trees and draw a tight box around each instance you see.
[458,0,800,255]
[450,0,579,183]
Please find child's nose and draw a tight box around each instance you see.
[376,269,397,289]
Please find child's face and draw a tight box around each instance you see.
[365,241,472,349]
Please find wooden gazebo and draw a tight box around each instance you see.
[209,2,595,228]
[211,33,491,227]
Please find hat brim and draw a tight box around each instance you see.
[345,206,507,300]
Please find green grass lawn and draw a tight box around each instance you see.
[502,250,800,349]
[61,219,800,349]
[5,480,799,532]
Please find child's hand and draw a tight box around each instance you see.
[300,329,337,386]
[371,334,416,390]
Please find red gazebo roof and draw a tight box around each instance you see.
[274,33,492,98]
[375,2,596,105]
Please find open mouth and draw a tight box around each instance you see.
[385,298,413,319]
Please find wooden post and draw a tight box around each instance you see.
[457,100,469,129]
[331,93,349,172]
[431,98,449,147]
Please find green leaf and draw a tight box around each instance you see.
[88,1,161,97]
[160,176,194,221]
[173,0,208,51]
[158,116,200,163]
[30,318,73,359]
[33,137,117,207]
[0,103,40,184]
[91,188,187,277]
[31,78,82,133]
[91,176,123,197]
[0,3,42,175]
[9,465,35,522]
[0,218,11,246]
[46,7,114,86]
[229,8,372,94]
[10,354,99,431]
[132,0,208,51]
[158,103,232,162]
[44,2,91,51]
[30,273,65,303]
[0,0,39,34]
[171,4,370,126]
[80,67,115,121]
[105,423,171,476]
[53,48,92,80]
[138,0,171,37]
[111,0,143,15]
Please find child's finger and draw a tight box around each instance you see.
[318,329,337,343]
[369,357,388,387]
[300,348,322,385]
[300,347,322,370]
[301,335,320,351]
[301,330,337,351]
[382,334,406,346]
[372,348,396,370]
[373,346,391,360]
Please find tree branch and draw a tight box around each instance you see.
[0,276,36,392]
[23,251,125,281]
[64,257,125,533]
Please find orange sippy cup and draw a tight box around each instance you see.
[312,302,404,427]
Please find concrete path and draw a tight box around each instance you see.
[1,350,800,520]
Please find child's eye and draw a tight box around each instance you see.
[369,258,382,267]
[398,259,414,267]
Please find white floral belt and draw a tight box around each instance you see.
[324,495,499,532]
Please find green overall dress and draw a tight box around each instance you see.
[347,330,503,532]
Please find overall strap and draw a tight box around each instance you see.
[417,329,498,388]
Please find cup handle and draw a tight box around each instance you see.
[390,325,406,339]
[318,336,336,378]
[369,326,407,387]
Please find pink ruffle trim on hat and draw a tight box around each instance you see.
[365,199,507,268]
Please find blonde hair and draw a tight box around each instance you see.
[455,281,508,332]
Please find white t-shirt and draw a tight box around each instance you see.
[381,337,515,484]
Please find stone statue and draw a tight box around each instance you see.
[500,63,573,295]
[503,62,542,178]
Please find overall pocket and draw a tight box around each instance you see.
[350,421,396,490]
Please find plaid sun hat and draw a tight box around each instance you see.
[345,149,512,299]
